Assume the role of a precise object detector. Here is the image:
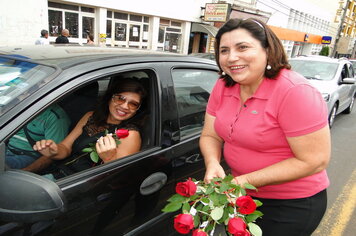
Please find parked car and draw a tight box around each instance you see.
[0,45,220,235]
[349,58,356,71]
[289,56,356,127]
[188,52,216,61]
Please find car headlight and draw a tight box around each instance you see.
[322,93,330,102]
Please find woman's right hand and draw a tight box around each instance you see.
[33,139,58,158]
[204,162,226,183]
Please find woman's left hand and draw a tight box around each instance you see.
[96,134,117,162]
[233,175,250,187]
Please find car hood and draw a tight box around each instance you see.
[308,79,337,94]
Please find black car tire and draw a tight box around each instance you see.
[343,94,355,114]
[329,104,337,128]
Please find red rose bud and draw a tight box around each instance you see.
[176,179,197,197]
[192,229,208,236]
[235,195,257,214]
[115,129,129,139]
[174,214,194,234]
[228,217,249,236]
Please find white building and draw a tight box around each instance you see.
[0,0,218,54]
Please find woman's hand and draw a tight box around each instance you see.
[96,134,117,163]
[204,161,226,183]
[33,139,58,157]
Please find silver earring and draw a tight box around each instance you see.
[266,65,272,70]
[222,71,226,76]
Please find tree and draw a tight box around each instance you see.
[319,46,330,56]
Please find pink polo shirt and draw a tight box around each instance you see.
[207,69,329,199]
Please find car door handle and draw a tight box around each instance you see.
[140,172,167,195]
[185,154,202,163]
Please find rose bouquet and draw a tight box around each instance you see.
[162,175,263,236]
[82,128,129,163]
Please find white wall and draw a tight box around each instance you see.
[62,0,210,22]
[0,0,48,46]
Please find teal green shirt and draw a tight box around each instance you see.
[7,104,71,157]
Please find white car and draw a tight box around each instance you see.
[289,56,356,127]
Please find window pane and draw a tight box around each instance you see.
[65,12,79,38]
[81,6,94,13]
[172,69,218,137]
[171,21,181,27]
[165,33,181,53]
[143,25,149,42]
[129,25,140,42]
[114,12,128,20]
[115,23,126,41]
[106,20,112,38]
[130,14,142,22]
[166,27,181,33]
[107,11,112,18]
[82,16,94,38]
[144,16,149,23]
[158,27,164,43]
[48,10,62,37]
[48,1,79,11]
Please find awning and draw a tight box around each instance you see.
[191,23,218,37]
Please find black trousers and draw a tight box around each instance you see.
[254,189,327,236]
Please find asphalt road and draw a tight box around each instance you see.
[312,110,356,236]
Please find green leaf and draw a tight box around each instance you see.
[223,174,234,183]
[211,206,224,221]
[193,214,200,228]
[90,151,99,163]
[245,211,263,223]
[82,147,93,153]
[210,192,220,206]
[219,181,229,193]
[244,183,257,190]
[248,223,262,236]
[205,223,214,232]
[254,200,263,207]
[167,194,186,203]
[206,186,214,194]
[115,140,121,145]
[241,188,246,196]
[218,193,228,205]
[162,202,182,212]
[228,205,235,214]
[201,198,209,204]
[104,129,109,135]
[182,202,191,213]
[202,205,210,213]
[219,207,229,224]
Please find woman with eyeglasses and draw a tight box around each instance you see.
[32,78,146,177]
[200,18,330,236]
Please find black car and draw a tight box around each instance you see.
[0,46,219,235]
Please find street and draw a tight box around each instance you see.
[312,110,356,236]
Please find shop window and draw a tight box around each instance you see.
[48,1,79,11]
[158,27,165,43]
[65,12,79,38]
[115,23,127,41]
[114,12,128,20]
[106,20,112,38]
[143,25,149,42]
[171,21,182,27]
[48,10,62,37]
[82,16,94,38]
[130,14,142,22]
[81,6,94,13]
[129,25,141,42]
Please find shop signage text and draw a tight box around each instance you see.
[321,36,332,45]
[204,3,230,22]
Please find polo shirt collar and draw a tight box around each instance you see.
[227,78,271,100]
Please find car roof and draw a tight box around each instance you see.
[289,55,348,64]
[0,45,215,69]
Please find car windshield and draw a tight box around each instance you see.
[0,56,56,116]
[350,60,356,71]
[289,60,338,81]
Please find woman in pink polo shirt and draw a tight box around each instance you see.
[200,18,330,236]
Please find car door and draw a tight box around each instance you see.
[338,63,355,111]
[0,63,179,236]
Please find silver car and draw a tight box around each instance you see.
[289,56,356,127]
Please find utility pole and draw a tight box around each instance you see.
[332,0,350,58]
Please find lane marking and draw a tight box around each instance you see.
[313,169,356,236]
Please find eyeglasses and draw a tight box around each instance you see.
[112,94,141,110]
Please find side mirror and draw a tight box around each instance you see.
[341,77,356,84]
[0,170,66,223]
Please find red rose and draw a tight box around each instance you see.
[115,129,129,139]
[228,217,250,236]
[174,214,194,234]
[192,229,208,236]
[235,195,257,214]
[176,179,197,197]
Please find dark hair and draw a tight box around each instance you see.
[92,77,147,127]
[214,18,291,87]
[88,34,94,41]
[41,29,48,37]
